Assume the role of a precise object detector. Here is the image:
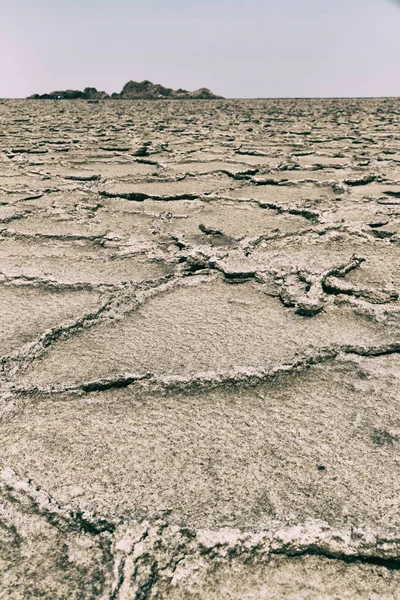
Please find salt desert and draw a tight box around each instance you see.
[0,97,400,598]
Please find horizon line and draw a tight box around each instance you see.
[1,95,400,101]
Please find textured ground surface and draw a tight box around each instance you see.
[0,98,400,599]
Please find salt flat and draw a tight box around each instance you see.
[0,97,399,599]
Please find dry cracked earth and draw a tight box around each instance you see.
[0,97,400,599]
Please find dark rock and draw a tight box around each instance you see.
[82,87,110,100]
[190,87,223,99]
[28,87,110,100]
[118,80,223,100]
[28,80,223,100]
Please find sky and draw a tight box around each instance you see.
[1,0,399,98]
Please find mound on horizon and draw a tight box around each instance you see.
[27,80,223,100]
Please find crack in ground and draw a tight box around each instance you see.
[5,341,399,399]
[2,466,400,600]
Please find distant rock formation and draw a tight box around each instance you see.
[28,87,110,100]
[28,80,223,100]
[117,80,222,100]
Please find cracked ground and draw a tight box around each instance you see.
[0,97,400,599]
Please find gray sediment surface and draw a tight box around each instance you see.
[0,97,399,598]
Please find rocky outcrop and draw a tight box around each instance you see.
[119,80,222,99]
[27,80,223,100]
[28,87,110,100]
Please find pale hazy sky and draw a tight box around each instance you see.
[1,0,400,98]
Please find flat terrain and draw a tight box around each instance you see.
[0,98,399,599]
